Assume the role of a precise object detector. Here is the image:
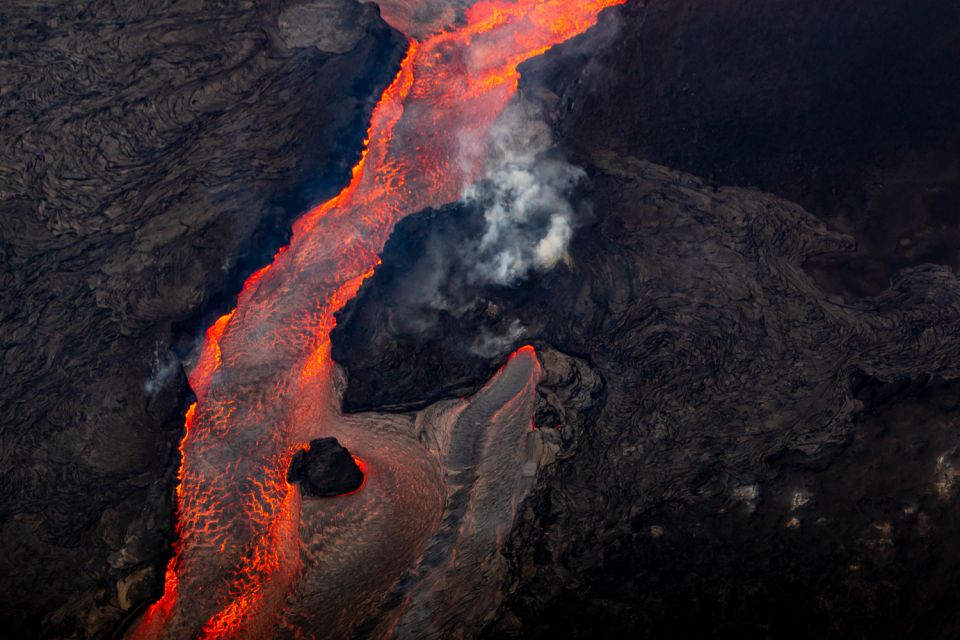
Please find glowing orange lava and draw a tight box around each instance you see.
[130,1,624,638]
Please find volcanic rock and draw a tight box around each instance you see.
[522,0,960,297]
[288,437,365,497]
[3,0,960,637]
[331,152,960,637]
[0,0,402,636]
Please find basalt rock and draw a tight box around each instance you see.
[288,437,365,497]
[521,0,960,297]
[532,347,604,449]
[0,1,403,636]
[332,152,960,637]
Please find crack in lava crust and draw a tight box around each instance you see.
[129,2,624,638]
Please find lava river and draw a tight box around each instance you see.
[129,1,623,638]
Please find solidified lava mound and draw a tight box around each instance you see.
[288,437,364,497]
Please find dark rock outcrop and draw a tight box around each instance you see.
[522,0,960,297]
[533,347,605,449]
[0,1,402,636]
[332,152,960,637]
[288,437,364,497]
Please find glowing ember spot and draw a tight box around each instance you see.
[131,1,624,637]
[512,344,537,357]
[190,312,234,400]
[337,456,368,498]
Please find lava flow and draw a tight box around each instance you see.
[129,1,624,638]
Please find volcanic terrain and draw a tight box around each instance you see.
[2,0,960,639]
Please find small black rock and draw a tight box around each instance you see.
[287,437,364,497]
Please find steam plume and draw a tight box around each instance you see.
[144,343,179,395]
[462,102,584,286]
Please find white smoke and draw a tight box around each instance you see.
[470,318,526,357]
[461,101,584,286]
[144,343,179,395]
[385,100,584,349]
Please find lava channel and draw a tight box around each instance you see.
[129,1,624,638]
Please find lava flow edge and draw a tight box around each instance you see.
[128,1,626,637]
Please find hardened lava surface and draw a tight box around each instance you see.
[525,0,960,297]
[332,153,960,637]
[334,8,960,633]
[0,0,402,636]
[4,0,960,638]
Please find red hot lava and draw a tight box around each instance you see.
[130,1,624,638]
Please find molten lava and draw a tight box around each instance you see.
[130,1,624,638]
